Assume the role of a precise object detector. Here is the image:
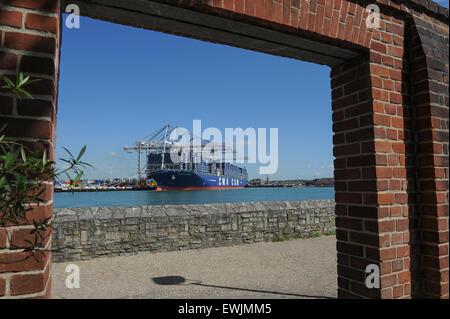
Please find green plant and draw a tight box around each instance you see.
[0,72,91,251]
[1,72,40,101]
[272,234,301,242]
[272,236,285,242]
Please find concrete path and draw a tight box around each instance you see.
[51,236,337,299]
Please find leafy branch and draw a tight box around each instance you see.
[0,72,91,252]
[1,72,40,100]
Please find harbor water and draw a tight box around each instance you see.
[54,187,334,208]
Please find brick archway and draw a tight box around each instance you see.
[0,0,448,299]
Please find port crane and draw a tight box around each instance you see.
[123,124,174,180]
[124,124,244,180]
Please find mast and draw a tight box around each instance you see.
[138,142,142,180]
[161,124,169,169]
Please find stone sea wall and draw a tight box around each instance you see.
[52,200,335,262]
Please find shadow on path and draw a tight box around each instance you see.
[151,276,334,299]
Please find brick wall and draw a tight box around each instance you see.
[0,0,60,299]
[408,11,449,298]
[1,0,448,299]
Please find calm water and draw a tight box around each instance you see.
[54,187,335,208]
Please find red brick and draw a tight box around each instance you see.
[393,142,406,154]
[0,229,7,249]
[374,141,391,153]
[264,0,273,21]
[0,52,18,70]
[11,263,50,296]
[347,155,376,167]
[393,35,403,46]
[330,10,339,38]
[389,181,401,192]
[0,251,50,273]
[17,99,53,118]
[348,206,380,219]
[28,277,52,298]
[308,12,316,32]
[381,273,397,288]
[24,183,54,203]
[387,154,399,166]
[371,76,383,88]
[381,287,393,298]
[335,192,362,204]
[390,92,403,104]
[0,276,5,296]
[10,227,51,249]
[349,231,379,246]
[5,0,58,13]
[25,13,58,33]
[391,233,403,244]
[372,88,389,102]
[254,0,264,18]
[379,220,396,233]
[391,117,403,128]
[23,77,55,96]
[0,9,22,28]
[393,168,407,179]
[393,285,403,298]
[381,32,392,44]
[4,32,56,54]
[223,0,233,10]
[376,167,393,178]
[380,248,397,261]
[0,96,14,115]
[371,41,387,54]
[333,143,360,156]
[388,46,404,58]
[397,245,410,258]
[378,193,394,205]
[389,69,402,81]
[290,7,299,27]
[1,205,53,227]
[336,217,363,231]
[398,270,411,283]
[25,205,53,225]
[371,64,389,78]
[396,219,409,231]
[316,4,325,34]
[0,117,52,139]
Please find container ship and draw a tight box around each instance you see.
[147,152,248,191]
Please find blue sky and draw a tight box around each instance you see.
[436,0,449,6]
[56,2,449,181]
[56,15,333,181]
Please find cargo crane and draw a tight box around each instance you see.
[124,124,245,181]
[123,124,174,180]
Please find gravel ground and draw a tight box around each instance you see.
[51,235,337,299]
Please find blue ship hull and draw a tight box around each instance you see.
[148,170,248,191]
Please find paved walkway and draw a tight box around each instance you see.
[51,236,337,299]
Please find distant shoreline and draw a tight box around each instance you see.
[54,185,334,193]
